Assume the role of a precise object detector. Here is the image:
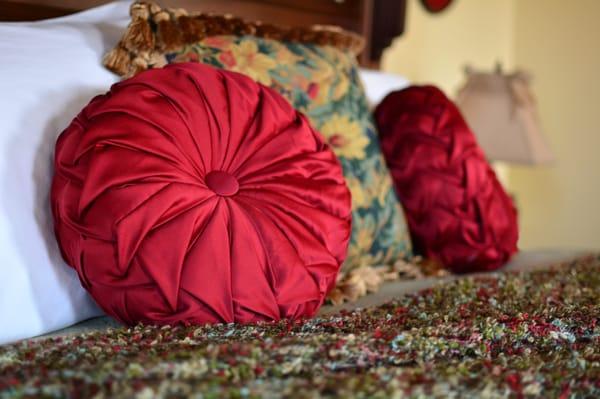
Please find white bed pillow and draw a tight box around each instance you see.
[0,1,130,344]
[359,69,410,107]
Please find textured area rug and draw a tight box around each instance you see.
[1,256,599,398]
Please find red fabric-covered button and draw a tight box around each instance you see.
[205,171,239,197]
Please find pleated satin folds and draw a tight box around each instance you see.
[51,63,352,325]
[374,86,518,273]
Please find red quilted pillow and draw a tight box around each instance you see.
[51,63,351,325]
[374,86,518,273]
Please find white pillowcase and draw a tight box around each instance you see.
[359,69,410,107]
[0,1,130,344]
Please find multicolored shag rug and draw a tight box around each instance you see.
[1,256,599,398]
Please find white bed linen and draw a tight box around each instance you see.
[0,1,130,344]
[359,69,410,107]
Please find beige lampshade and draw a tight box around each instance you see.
[456,66,555,165]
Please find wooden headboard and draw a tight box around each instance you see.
[0,0,406,67]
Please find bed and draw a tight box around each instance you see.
[0,0,415,344]
[0,0,588,339]
[1,2,597,397]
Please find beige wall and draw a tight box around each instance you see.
[382,0,600,250]
[509,0,600,250]
[382,0,514,94]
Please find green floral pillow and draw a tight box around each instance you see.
[103,2,413,279]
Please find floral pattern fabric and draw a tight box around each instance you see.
[165,37,412,272]
[1,256,598,398]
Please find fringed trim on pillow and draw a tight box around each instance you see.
[104,0,365,77]
[327,257,449,305]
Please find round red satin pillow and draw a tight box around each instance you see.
[51,63,351,325]
[374,86,518,273]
